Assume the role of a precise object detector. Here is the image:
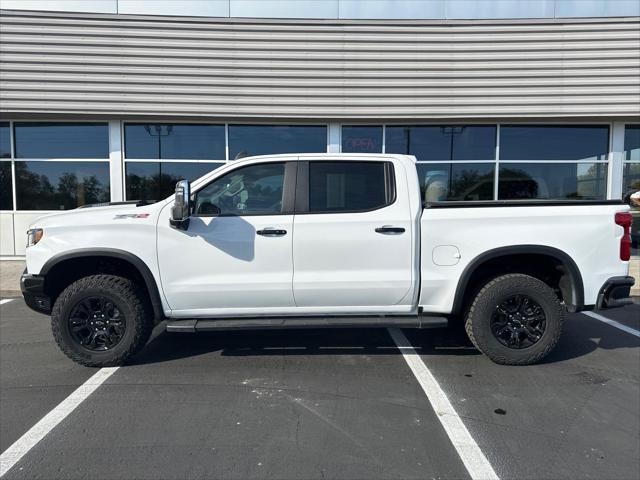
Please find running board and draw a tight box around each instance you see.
[165,315,448,333]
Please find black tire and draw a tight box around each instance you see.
[465,273,565,365]
[51,274,153,367]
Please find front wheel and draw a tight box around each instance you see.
[465,274,565,365]
[51,275,153,367]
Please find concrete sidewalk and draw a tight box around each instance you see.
[1,258,639,298]
[0,260,24,297]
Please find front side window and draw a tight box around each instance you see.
[194,163,285,216]
[309,161,391,213]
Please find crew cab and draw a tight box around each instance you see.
[20,154,635,366]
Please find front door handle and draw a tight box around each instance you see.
[375,226,405,234]
[257,228,287,236]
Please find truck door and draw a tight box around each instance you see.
[292,160,415,311]
[157,161,296,315]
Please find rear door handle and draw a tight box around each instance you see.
[375,226,405,234]
[257,228,287,236]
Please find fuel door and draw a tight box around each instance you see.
[432,245,461,266]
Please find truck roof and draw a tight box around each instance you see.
[233,153,418,163]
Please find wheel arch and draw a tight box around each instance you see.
[452,245,584,316]
[41,248,164,322]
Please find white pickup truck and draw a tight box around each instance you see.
[20,154,634,367]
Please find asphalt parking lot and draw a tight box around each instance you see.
[1,298,639,480]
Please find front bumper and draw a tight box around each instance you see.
[20,270,51,315]
[595,276,635,310]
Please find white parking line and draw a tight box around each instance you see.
[388,328,499,480]
[582,311,640,338]
[0,299,13,306]
[0,367,119,478]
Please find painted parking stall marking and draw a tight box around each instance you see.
[0,299,13,306]
[582,311,640,338]
[0,367,119,478]
[388,327,499,480]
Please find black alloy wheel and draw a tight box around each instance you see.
[68,296,126,351]
[490,294,546,349]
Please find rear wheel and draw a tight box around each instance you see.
[51,275,153,367]
[465,274,564,365]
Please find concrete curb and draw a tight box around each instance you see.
[0,290,21,298]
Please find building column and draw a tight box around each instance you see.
[108,121,124,202]
[328,123,341,153]
[608,122,625,200]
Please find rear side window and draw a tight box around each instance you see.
[309,161,393,213]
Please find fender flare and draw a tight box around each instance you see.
[41,248,165,321]
[451,245,585,315]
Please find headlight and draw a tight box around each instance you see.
[26,228,43,247]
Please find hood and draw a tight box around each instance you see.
[29,201,164,230]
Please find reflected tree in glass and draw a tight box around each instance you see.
[15,162,110,210]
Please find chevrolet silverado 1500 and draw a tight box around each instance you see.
[20,154,635,366]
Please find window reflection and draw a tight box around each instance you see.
[341,126,383,153]
[309,161,388,212]
[500,125,609,161]
[0,162,12,209]
[125,162,222,202]
[386,125,496,161]
[124,124,225,160]
[14,123,109,159]
[498,163,607,200]
[417,163,494,202]
[623,163,640,194]
[15,161,110,210]
[228,125,327,159]
[624,125,640,162]
[0,123,10,158]
[195,163,285,216]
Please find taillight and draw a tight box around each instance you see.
[615,212,632,261]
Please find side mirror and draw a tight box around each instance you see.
[169,180,191,230]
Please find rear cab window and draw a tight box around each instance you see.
[307,161,395,213]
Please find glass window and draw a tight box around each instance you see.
[624,125,640,161]
[341,126,382,153]
[386,125,496,161]
[0,123,10,158]
[417,163,494,202]
[124,124,225,160]
[623,163,640,193]
[309,161,390,212]
[228,125,327,160]
[126,162,222,202]
[14,123,109,159]
[0,162,12,210]
[194,163,285,216]
[498,163,607,200]
[500,125,609,161]
[15,161,110,210]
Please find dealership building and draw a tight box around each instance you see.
[0,0,639,259]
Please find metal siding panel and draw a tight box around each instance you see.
[1,11,639,120]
